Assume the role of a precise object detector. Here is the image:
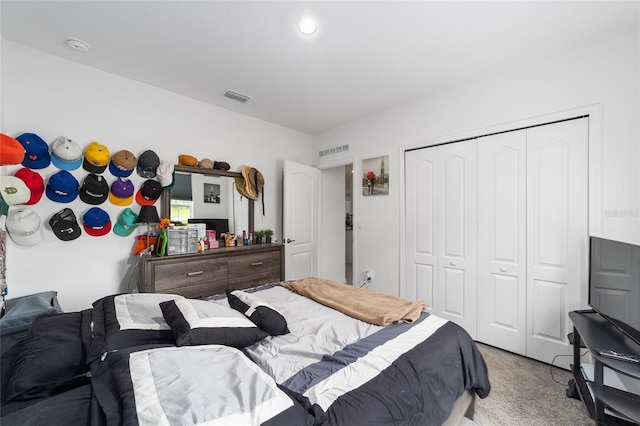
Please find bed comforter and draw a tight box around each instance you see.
[1,283,490,426]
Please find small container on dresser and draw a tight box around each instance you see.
[166,229,199,255]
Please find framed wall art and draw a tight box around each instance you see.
[362,155,389,196]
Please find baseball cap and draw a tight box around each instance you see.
[113,207,139,237]
[178,154,197,167]
[136,150,160,178]
[50,136,83,171]
[46,170,80,203]
[156,161,175,190]
[83,141,110,173]
[109,150,137,177]
[6,207,44,246]
[109,177,135,206]
[79,173,109,205]
[135,179,162,206]
[14,168,44,205]
[82,207,112,237]
[16,133,51,169]
[0,133,26,166]
[0,175,30,207]
[49,208,82,241]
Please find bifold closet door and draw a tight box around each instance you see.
[404,148,437,309]
[404,141,477,337]
[477,130,527,354]
[435,140,478,337]
[525,118,588,365]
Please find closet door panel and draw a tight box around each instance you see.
[404,150,437,308]
[526,118,588,367]
[437,140,477,337]
[477,131,527,354]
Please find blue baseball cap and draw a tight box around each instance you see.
[16,133,51,169]
[83,207,112,237]
[46,170,80,203]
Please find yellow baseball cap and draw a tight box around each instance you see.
[83,141,110,173]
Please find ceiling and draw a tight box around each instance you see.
[1,1,638,135]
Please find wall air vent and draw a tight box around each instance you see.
[319,144,349,158]
[223,90,252,103]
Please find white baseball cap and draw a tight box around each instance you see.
[50,136,83,171]
[6,207,44,246]
[1,175,30,207]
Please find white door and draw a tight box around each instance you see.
[283,160,319,280]
[404,148,438,310]
[436,140,478,338]
[477,130,527,354]
[526,118,588,367]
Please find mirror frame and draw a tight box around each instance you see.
[161,165,254,234]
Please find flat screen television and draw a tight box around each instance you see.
[588,236,640,346]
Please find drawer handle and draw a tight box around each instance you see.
[187,271,204,276]
[251,262,263,266]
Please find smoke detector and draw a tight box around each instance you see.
[65,37,91,52]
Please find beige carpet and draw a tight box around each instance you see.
[464,343,592,426]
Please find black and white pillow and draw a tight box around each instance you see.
[88,293,184,363]
[226,290,289,336]
[160,298,268,348]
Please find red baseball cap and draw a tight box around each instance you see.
[14,168,44,205]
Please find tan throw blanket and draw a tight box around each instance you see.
[281,277,426,326]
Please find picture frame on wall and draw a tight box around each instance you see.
[362,155,389,196]
[203,183,221,204]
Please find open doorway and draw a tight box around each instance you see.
[319,161,354,285]
[345,164,353,284]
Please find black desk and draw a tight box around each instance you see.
[569,310,640,425]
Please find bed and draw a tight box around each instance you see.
[0,278,490,425]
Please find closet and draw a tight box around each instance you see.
[405,118,588,365]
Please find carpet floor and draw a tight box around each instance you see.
[463,343,593,426]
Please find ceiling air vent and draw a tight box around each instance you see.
[319,144,349,158]
[223,90,252,103]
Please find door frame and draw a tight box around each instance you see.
[318,157,357,286]
[398,104,603,299]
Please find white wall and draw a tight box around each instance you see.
[313,26,640,297]
[0,40,312,311]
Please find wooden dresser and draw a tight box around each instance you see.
[139,244,284,298]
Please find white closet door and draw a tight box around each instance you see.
[404,148,437,310]
[526,118,588,366]
[436,140,478,337]
[477,130,527,353]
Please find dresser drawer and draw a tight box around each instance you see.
[228,270,283,291]
[228,251,280,278]
[153,258,227,293]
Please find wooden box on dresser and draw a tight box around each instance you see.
[139,244,284,298]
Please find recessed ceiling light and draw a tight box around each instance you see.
[297,18,317,35]
[65,37,91,52]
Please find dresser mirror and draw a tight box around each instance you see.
[160,165,254,236]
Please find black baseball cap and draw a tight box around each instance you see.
[79,173,109,205]
[49,208,82,241]
[136,150,160,178]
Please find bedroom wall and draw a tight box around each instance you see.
[0,40,313,311]
[313,26,640,298]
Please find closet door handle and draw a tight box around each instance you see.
[500,267,508,272]
[187,271,204,276]
[449,261,456,267]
